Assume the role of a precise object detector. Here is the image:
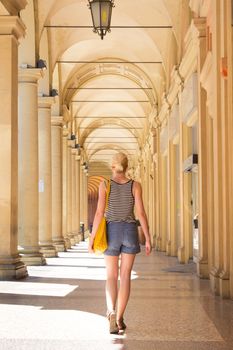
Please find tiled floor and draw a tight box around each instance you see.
[0,242,233,350]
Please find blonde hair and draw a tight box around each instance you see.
[112,152,128,173]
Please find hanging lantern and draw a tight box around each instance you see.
[88,0,114,40]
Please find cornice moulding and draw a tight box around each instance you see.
[38,96,56,109]
[19,68,44,82]
[200,51,214,117]
[51,116,64,126]
[0,0,27,15]
[179,19,206,80]
[0,16,26,39]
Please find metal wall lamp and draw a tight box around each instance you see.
[88,0,115,39]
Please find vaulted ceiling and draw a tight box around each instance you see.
[19,0,190,182]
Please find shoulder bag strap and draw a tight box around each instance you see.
[105,179,111,211]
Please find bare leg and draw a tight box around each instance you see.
[104,255,119,313]
[117,253,136,321]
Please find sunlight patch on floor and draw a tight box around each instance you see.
[0,304,125,345]
[0,281,78,297]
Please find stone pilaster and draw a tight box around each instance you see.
[51,116,65,252]
[0,16,28,278]
[155,129,162,250]
[38,97,57,258]
[18,68,46,266]
[193,19,209,278]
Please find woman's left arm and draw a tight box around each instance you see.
[88,181,107,253]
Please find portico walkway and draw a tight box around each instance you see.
[0,242,232,350]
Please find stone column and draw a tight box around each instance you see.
[67,139,75,245]
[84,171,89,232]
[79,163,84,228]
[62,128,71,249]
[0,16,28,279]
[155,128,162,250]
[167,141,177,256]
[178,123,192,264]
[38,97,57,257]
[160,154,168,252]
[51,117,65,251]
[187,18,209,278]
[75,153,81,241]
[228,0,233,300]
[18,68,46,266]
[71,148,79,242]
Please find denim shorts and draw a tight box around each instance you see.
[104,221,141,256]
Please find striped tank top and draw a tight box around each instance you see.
[105,179,136,223]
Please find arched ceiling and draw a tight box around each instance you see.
[35,0,189,175]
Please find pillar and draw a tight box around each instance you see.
[229,0,233,300]
[18,68,46,266]
[167,141,177,256]
[79,162,84,228]
[51,117,65,251]
[67,139,76,245]
[155,128,162,250]
[62,128,71,249]
[38,97,57,257]
[0,16,28,278]
[75,153,81,241]
[71,148,79,242]
[84,171,89,232]
[178,123,192,263]
[160,154,168,252]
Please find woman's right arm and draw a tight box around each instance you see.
[133,181,152,255]
[88,181,106,253]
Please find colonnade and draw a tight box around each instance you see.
[0,10,89,279]
[139,1,233,299]
[0,0,233,302]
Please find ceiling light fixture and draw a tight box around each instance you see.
[88,0,114,40]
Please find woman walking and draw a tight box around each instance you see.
[88,152,152,334]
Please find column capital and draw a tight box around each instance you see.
[19,68,44,83]
[0,0,27,15]
[51,116,63,127]
[0,15,26,39]
[62,127,69,138]
[192,17,206,38]
[76,154,81,161]
[38,96,56,109]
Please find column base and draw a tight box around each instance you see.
[64,237,72,250]
[155,236,162,251]
[178,246,189,264]
[166,240,171,256]
[68,234,76,246]
[210,267,220,295]
[72,232,80,244]
[19,253,46,266]
[39,245,58,258]
[0,255,28,280]
[196,258,209,279]
[53,240,66,252]
[219,270,230,298]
